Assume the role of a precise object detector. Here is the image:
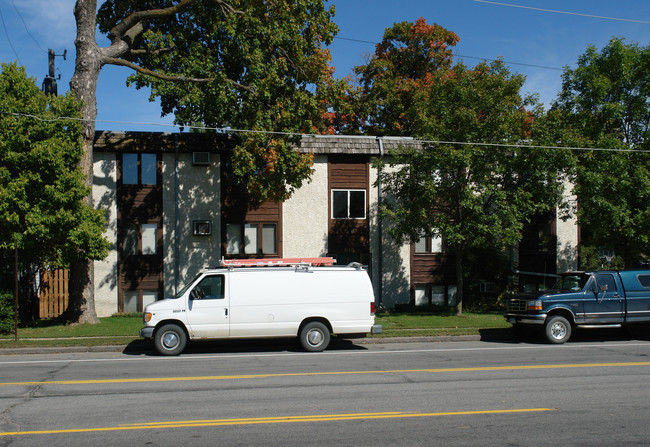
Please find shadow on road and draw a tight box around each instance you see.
[122,336,367,357]
[480,325,650,345]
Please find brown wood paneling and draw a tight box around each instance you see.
[411,253,455,284]
[220,155,283,258]
[328,156,370,255]
[117,153,164,312]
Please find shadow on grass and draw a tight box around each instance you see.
[123,336,367,357]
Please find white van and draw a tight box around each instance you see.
[140,258,382,355]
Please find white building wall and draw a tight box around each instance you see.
[369,163,411,308]
[282,155,329,257]
[93,152,118,317]
[162,152,221,297]
[556,179,579,272]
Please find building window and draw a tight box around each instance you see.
[124,226,138,255]
[121,153,158,185]
[141,224,157,255]
[415,235,444,254]
[123,291,139,313]
[123,224,158,255]
[124,290,158,313]
[332,189,366,219]
[415,284,449,306]
[538,223,552,253]
[226,223,277,256]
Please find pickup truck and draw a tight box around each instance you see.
[505,270,650,343]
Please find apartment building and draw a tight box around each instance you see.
[91,131,578,316]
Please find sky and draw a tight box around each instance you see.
[0,0,649,133]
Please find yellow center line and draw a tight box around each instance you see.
[0,361,647,387]
[0,408,554,437]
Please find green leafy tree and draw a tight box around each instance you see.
[0,63,109,317]
[554,37,650,267]
[69,0,339,322]
[355,20,570,314]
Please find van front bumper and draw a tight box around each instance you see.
[140,327,155,339]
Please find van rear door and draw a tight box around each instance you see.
[186,273,230,337]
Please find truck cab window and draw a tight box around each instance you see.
[191,275,225,300]
[596,274,616,292]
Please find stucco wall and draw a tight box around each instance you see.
[282,155,329,257]
[93,152,118,317]
[162,152,221,297]
[556,179,579,272]
[369,162,411,308]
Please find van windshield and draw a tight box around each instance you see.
[551,274,590,292]
[175,274,202,298]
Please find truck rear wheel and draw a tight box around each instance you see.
[154,324,187,356]
[545,315,571,344]
[299,321,330,352]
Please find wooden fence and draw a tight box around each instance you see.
[39,269,68,319]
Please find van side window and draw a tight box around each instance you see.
[596,274,617,292]
[192,275,225,300]
[638,275,650,288]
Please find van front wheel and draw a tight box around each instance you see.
[154,324,187,356]
[299,322,330,352]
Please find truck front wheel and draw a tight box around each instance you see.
[154,324,187,356]
[299,321,330,352]
[545,315,572,344]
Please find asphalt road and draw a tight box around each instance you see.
[0,336,648,446]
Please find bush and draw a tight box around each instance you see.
[0,291,16,334]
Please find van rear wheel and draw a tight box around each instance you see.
[154,324,187,356]
[299,322,330,352]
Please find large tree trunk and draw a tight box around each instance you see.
[66,0,101,324]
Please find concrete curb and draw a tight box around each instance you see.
[0,332,514,356]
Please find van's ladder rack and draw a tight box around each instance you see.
[220,257,337,269]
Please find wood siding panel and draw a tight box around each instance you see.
[411,254,455,284]
[328,157,370,255]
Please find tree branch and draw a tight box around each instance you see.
[103,57,256,92]
[109,0,242,42]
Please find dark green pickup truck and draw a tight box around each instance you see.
[505,270,650,343]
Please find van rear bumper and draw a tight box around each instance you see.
[371,324,383,334]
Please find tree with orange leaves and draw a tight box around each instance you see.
[356,19,571,314]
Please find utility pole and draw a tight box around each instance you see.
[42,48,67,96]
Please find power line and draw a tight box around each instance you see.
[2,110,648,154]
[472,0,650,25]
[0,6,21,64]
[8,0,48,54]
[333,36,564,72]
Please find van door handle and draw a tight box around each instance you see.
[225,309,228,316]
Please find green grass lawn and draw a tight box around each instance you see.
[0,311,511,349]
[374,312,510,337]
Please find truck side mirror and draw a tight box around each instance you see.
[599,284,609,292]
